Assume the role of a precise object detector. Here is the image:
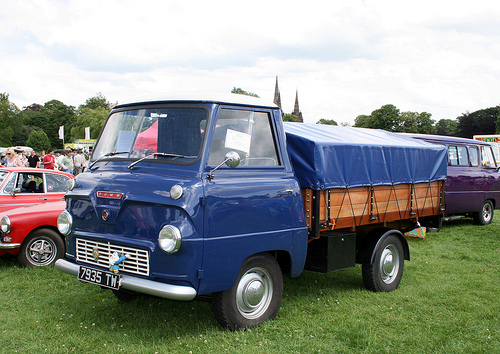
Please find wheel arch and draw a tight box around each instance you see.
[356,228,410,265]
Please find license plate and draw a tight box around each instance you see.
[78,266,122,290]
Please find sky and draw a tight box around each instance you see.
[1,0,500,125]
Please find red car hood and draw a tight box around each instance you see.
[0,200,66,218]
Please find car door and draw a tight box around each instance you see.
[199,108,296,294]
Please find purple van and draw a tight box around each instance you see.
[406,134,500,225]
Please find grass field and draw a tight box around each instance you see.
[0,216,498,353]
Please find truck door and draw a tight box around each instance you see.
[481,145,500,206]
[200,108,296,294]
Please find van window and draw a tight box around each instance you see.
[481,146,497,167]
[208,109,280,167]
[448,145,468,166]
[469,146,479,166]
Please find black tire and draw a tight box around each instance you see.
[473,200,494,225]
[362,234,404,292]
[421,216,444,232]
[212,253,283,331]
[17,229,65,267]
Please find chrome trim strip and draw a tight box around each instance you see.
[55,259,197,301]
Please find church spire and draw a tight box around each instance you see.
[292,89,303,122]
[273,76,283,116]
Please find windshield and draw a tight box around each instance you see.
[92,107,208,164]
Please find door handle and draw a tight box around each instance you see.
[37,198,48,201]
[282,189,293,195]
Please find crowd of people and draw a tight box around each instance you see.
[1,147,88,176]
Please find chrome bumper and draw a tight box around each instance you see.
[55,259,197,301]
[0,242,21,250]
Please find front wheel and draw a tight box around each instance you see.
[17,229,65,267]
[212,253,283,330]
[473,200,494,225]
[362,234,404,292]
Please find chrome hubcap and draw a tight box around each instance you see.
[379,245,400,284]
[27,238,56,266]
[236,267,273,319]
[483,204,492,222]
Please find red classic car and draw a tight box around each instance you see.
[0,167,74,213]
[0,200,66,266]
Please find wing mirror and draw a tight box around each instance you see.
[207,151,241,179]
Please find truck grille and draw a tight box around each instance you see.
[76,239,150,276]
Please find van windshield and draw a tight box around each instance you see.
[92,107,207,164]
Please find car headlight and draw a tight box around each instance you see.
[1,216,11,234]
[158,225,182,253]
[170,184,183,200]
[67,178,76,191]
[57,210,73,236]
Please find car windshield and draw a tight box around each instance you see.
[0,171,8,185]
[92,107,208,164]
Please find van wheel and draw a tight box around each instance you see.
[474,200,494,225]
[17,229,65,267]
[212,253,283,330]
[362,234,404,292]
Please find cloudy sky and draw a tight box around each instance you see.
[1,0,500,125]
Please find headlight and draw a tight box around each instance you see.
[170,184,183,200]
[57,210,73,236]
[158,225,182,253]
[1,216,11,234]
[67,178,76,191]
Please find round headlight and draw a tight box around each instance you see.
[158,225,182,253]
[1,216,11,234]
[57,210,73,236]
[170,184,183,200]
[67,178,76,191]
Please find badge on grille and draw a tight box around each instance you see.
[92,247,99,262]
[102,210,109,221]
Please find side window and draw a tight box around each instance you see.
[208,109,280,167]
[448,145,469,166]
[481,146,497,168]
[45,173,71,193]
[3,173,41,193]
[469,146,479,166]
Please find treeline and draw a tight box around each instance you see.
[352,104,500,138]
[0,92,113,152]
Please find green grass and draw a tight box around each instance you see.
[1,216,499,353]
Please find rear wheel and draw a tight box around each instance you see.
[473,200,494,225]
[212,253,283,330]
[17,229,65,267]
[362,234,404,292]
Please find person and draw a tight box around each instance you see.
[4,148,22,167]
[28,150,40,168]
[21,153,29,167]
[42,148,56,169]
[60,150,74,174]
[73,149,86,175]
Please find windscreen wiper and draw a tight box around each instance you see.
[128,153,185,170]
[88,151,130,170]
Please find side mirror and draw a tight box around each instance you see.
[207,151,241,179]
[11,188,21,197]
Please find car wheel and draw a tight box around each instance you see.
[362,234,404,292]
[473,200,494,225]
[212,253,283,330]
[17,229,65,267]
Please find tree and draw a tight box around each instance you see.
[282,114,300,122]
[35,100,76,148]
[435,119,458,136]
[0,93,20,146]
[26,130,51,152]
[80,92,114,110]
[316,119,337,125]
[457,107,499,138]
[231,87,259,97]
[71,106,109,141]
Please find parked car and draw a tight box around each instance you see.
[405,133,500,226]
[0,167,74,213]
[0,200,66,266]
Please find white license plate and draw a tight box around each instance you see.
[78,266,121,290]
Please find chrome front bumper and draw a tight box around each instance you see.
[55,259,197,301]
[0,242,21,250]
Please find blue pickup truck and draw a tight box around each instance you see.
[55,93,447,330]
